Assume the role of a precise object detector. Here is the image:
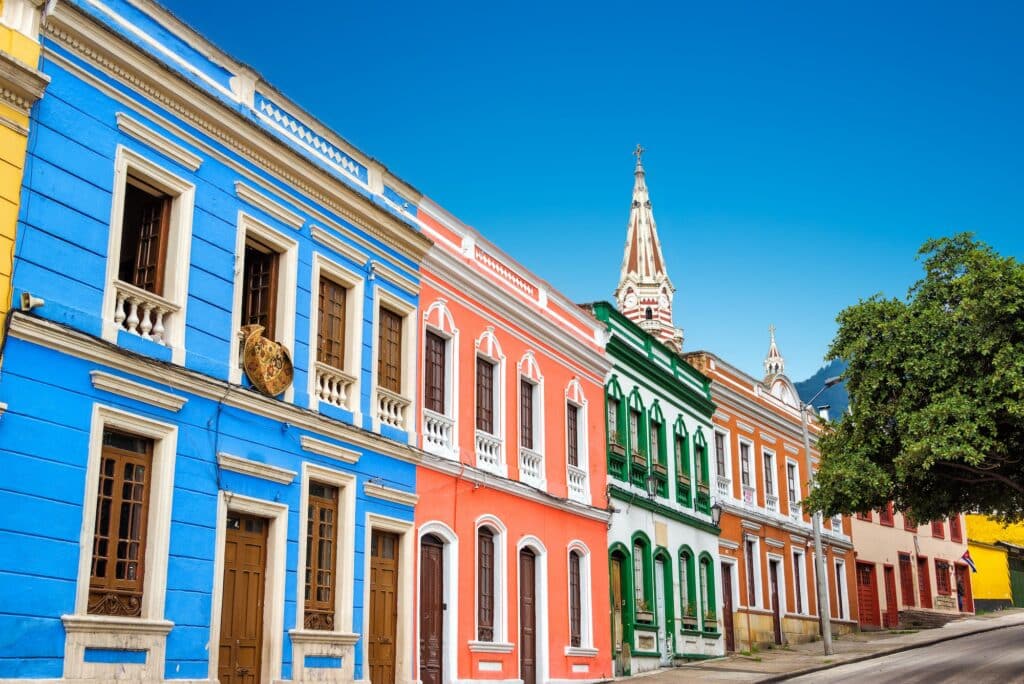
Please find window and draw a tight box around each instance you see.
[699,555,716,630]
[899,553,915,607]
[607,397,621,445]
[857,511,872,522]
[89,430,153,616]
[423,331,446,414]
[950,516,963,542]
[118,178,170,294]
[476,358,496,434]
[879,503,894,526]
[745,539,758,607]
[633,542,645,606]
[645,307,653,320]
[675,430,691,505]
[649,419,660,464]
[241,239,280,340]
[304,481,338,630]
[569,551,582,647]
[904,513,917,531]
[694,441,706,486]
[631,536,653,621]
[317,276,347,370]
[740,442,751,487]
[917,556,932,608]
[478,527,495,641]
[931,520,945,538]
[567,403,579,467]
[935,560,951,595]
[377,308,403,394]
[763,451,775,497]
[834,560,847,619]
[680,550,694,621]
[628,409,641,454]
[792,551,805,614]
[787,462,798,506]
[714,431,727,478]
[520,379,535,449]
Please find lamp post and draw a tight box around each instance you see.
[802,376,842,656]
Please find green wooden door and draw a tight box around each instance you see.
[1009,556,1024,607]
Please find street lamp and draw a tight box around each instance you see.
[710,501,723,527]
[644,473,659,499]
[802,375,842,656]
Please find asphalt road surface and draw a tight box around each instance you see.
[789,623,1024,683]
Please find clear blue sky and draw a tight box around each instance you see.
[161,0,1023,381]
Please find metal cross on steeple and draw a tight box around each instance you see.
[634,144,645,163]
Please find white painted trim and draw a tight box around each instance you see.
[738,437,756,493]
[474,514,509,644]
[370,259,419,296]
[474,328,507,476]
[743,536,764,609]
[361,514,415,684]
[370,285,417,440]
[791,547,810,616]
[364,481,418,506]
[766,553,787,627]
[90,370,187,412]
[421,299,460,460]
[116,112,202,170]
[300,435,361,464]
[227,211,298,402]
[466,641,514,654]
[207,492,288,684]
[564,379,590,504]
[566,539,594,651]
[834,558,850,621]
[718,539,740,551]
[216,451,296,484]
[417,521,459,684]
[310,224,367,266]
[761,447,779,505]
[720,557,741,621]
[713,426,732,482]
[516,535,549,684]
[234,181,305,229]
[101,145,195,365]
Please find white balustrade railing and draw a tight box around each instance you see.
[766,494,779,514]
[831,515,844,533]
[314,362,356,409]
[475,430,503,473]
[423,409,455,457]
[518,446,544,487]
[376,387,410,431]
[789,502,803,523]
[113,280,179,345]
[567,464,588,503]
[742,485,756,506]
[716,476,731,499]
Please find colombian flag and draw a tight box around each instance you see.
[962,549,977,573]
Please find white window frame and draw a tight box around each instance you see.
[565,540,597,656]
[101,145,195,365]
[786,458,802,516]
[713,428,732,482]
[744,535,764,609]
[421,300,459,459]
[474,329,506,476]
[307,253,364,419]
[767,553,787,617]
[516,535,550,684]
[565,379,590,504]
[762,448,778,510]
[720,557,741,618]
[811,552,834,618]
[361,514,415,682]
[469,514,512,652]
[228,212,298,400]
[791,548,809,616]
[739,438,756,492]
[834,558,850,620]
[63,404,178,680]
[370,286,417,440]
[516,351,545,488]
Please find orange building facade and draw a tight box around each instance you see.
[412,199,614,684]
[687,338,859,650]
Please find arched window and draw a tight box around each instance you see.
[605,377,627,480]
[679,547,697,629]
[694,429,710,513]
[645,307,653,320]
[632,533,653,623]
[569,550,582,647]
[699,552,718,632]
[477,526,495,641]
[674,418,691,507]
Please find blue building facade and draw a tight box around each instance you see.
[0,1,431,681]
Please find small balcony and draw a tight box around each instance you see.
[567,464,588,504]
[475,430,504,475]
[742,485,756,506]
[766,494,779,514]
[376,387,410,431]
[716,476,731,499]
[423,409,455,457]
[518,446,544,488]
[113,280,179,346]
[314,362,356,410]
[789,502,803,523]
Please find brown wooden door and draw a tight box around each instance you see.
[218,514,267,684]
[419,535,444,684]
[856,561,880,628]
[610,557,624,675]
[722,564,735,652]
[519,548,537,684]
[769,561,782,644]
[883,566,898,627]
[956,563,974,613]
[917,557,932,608]
[369,531,399,684]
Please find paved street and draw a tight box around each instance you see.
[789,623,1024,683]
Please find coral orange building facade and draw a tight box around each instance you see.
[413,199,613,684]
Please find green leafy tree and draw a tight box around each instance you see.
[807,234,1024,523]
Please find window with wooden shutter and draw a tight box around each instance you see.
[787,463,798,505]
[569,551,582,647]
[745,540,758,606]
[477,527,495,641]
[904,513,917,531]
[899,553,916,607]
[317,277,346,370]
[935,560,951,595]
[118,178,171,295]
[762,452,774,496]
[520,379,534,449]
[305,481,339,630]
[476,358,495,434]
[931,520,945,538]
[423,331,446,414]
[377,308,403,393]
[241,239,279,340]
[949,515,963,542]
[714,431,726,477]
[607,397,620,444]
[89,430,154,617]
[880,503,894,526]
[740,443,751,487]
[793,552,804,613]
[567,403,579,467]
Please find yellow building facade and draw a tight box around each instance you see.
[965,515,1024,611]
[0,0,47,361]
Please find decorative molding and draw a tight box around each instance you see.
[564,646,599,658]
[288,629,360,646]
[364,481,418,507]
[790,535,808,545]
[0,49,49,114]
[311,225,367,266]
[765,537,785,548]
[217,452,296,484]
[741,520,762,531]
[736,421,755,434]
[759,432,777,444]
[718,539,740,551]
[61,614,174,636]
[785,443,800,454]
[300,435,361,464]
[90,370,187,412]
[116,112,202,170]
[468,640,515,654]
[715,411,732,423]
[370,259,419,296]
[235,181,304,229]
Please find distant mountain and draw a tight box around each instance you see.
[795,359,849,418]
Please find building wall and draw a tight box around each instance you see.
[965,514,1024,609]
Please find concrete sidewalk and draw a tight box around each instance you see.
[616,609,1024,683]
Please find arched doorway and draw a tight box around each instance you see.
[419,534,444,684]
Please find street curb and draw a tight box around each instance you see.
[757,619,1024,682]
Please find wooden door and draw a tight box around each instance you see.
[722,564,735,652]
[419,535,444,684]
[218,514,267,684]
[856,562,880,628]
[769,561,782,644]
[883,566,898,627]
[610,557,624,675]
[654,559,670,665]
[917,557,932,608]
[955,563,974,613]
[369,531,399,684]
[1011,556,1024,607]
[519,548,537,684]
